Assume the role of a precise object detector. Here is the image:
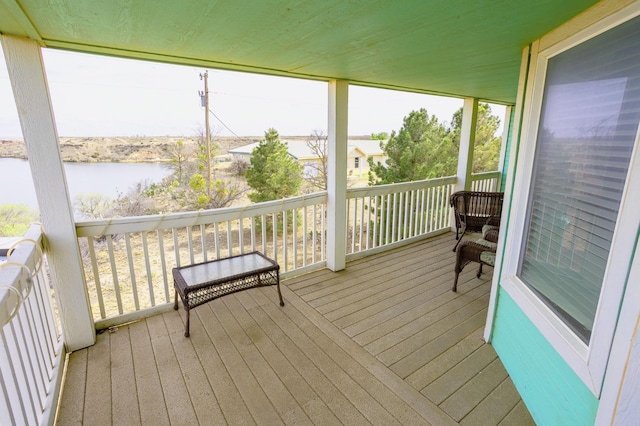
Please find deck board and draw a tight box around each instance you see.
[56,232,534,425]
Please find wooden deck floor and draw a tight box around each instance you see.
[55,233,534,425]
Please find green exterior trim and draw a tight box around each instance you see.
[492,290,599,425]
[500,107,515,192]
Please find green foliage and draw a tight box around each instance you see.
[471,103,502,173]
[166,140,189,184]
[369,109,448,184]
[189,173,207,192]
[0,204,38,237]
[367,104,502,242]
[159,139,245,210]
[246,128,303,203]
[368,103,502,184]
[371,132,389,141]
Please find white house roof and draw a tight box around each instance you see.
[229,139,386,160]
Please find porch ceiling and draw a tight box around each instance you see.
[0,0,598,104]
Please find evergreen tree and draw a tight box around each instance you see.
[368,108,448,184]
[246,128,303,203]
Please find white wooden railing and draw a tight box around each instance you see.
[75,173,501,327]
[0,225,64,426]
[470,171,502,192]
[75,192,327,326]
[346,177,456,259]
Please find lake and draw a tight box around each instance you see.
[0,158,172,211]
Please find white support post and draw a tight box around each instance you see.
[451,98,478,233]
[2,35,95,351]
[456,98,478,192]
[326,80,348,272]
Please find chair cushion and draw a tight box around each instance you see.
[475,238,497,249]
[480,251,496,266]
[482,224,499,238]
[475,237,497,266]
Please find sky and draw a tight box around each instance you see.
[0,46,503,140]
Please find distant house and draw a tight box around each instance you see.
[228,139,387,179]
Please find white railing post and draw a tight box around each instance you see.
[2,35,95,351]
[452,98,478,233]
[327,80,348,272]
[456,97,478,192]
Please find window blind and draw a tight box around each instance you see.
[519,15,640,344]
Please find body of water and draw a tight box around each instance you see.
[0,158,172,211]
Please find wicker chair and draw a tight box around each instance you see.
[450,190,504,251]
[452,226,499,292]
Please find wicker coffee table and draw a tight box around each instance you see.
[173,251,283,337]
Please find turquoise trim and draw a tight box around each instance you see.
[492,289,598,425]
[500,107,515,192]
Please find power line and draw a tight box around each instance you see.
[208,108,247,140]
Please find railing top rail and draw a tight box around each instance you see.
[76,191,327,237]
[0,224,43,325]
[346,176,456,199]
[470,170,501,179]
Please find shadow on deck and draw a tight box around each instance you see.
[56,233,534,425]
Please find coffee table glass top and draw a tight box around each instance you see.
[177,252,276,288]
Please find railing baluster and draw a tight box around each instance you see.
[283,210,289,271]
[311,205,316,264]
[418,189,425,235]
[1,328,29,424]
[321,204,325,261]
[435,187,442,231]
[358,197,364,250]
[106,235,123,315]
[293,208,298,269]
[23,308,48,408]
[186,226,195,264]
[392,192,398,243]
[365,196,371,250]
[214,223,221,259]
[141,232,155,307]
[157,230,170,302]
[250,216,256,252]
[261,215,267,255]
[32,273,56,370]
[302,205,308,267]
[87,238,106,319]
[200,224,207,261]
[172,228,181,268]
[124,234,140,311]
[409,190,415,238]
[226,221,232,257]
[10,316,40,417]
[351,198,356,253]
[432,187,438,232]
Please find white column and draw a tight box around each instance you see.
[326,80,348,271]
[455,97,478,193]
[2,35,95,351]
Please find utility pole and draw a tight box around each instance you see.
[199,71,212,197]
